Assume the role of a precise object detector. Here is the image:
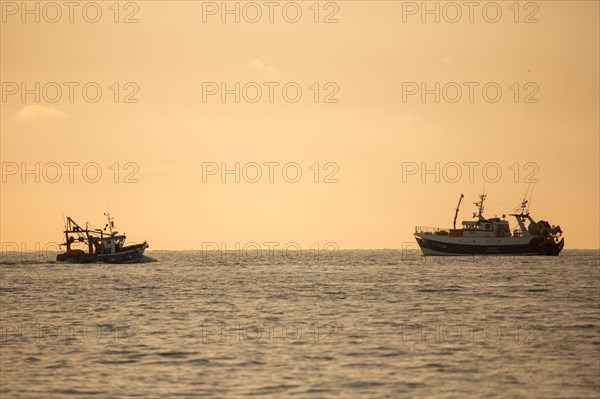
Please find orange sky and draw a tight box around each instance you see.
[1,1,599,249]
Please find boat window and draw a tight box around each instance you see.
[462,222,479,230]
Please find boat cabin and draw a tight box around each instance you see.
[91,235,126,255]
[458,218,512,238]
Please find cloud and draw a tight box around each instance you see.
[442,56,451,64]
[17,105,67,119]
[245,59,276,74]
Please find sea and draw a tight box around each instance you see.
[1,250,598,398]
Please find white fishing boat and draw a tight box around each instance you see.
[414,194,564,256]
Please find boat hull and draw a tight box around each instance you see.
[57,243,148,264]
[414,234,563,256]
[96,244,147,263]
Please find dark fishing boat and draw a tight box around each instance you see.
[56,213,148,264]
[414,194,564,256]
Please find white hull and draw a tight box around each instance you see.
[414,233,563,256]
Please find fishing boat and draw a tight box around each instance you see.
[56,213,148,263]
[414,194,564,256]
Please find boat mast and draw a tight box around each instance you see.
[64,217,71,251]
[104,213,114,235]
[519,199,528,215]
[453,194,464,229]
[473,194,487,220]
[83,221,92,254]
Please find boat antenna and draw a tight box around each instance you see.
[453,193,464,229]
[103,212,115,234]
[528,183,534,213]
[518,183,534,214]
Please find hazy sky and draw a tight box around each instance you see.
[1,1,599,249]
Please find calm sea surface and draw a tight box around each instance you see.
[1,250,599,398]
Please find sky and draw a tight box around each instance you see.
[1,0,599,250]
